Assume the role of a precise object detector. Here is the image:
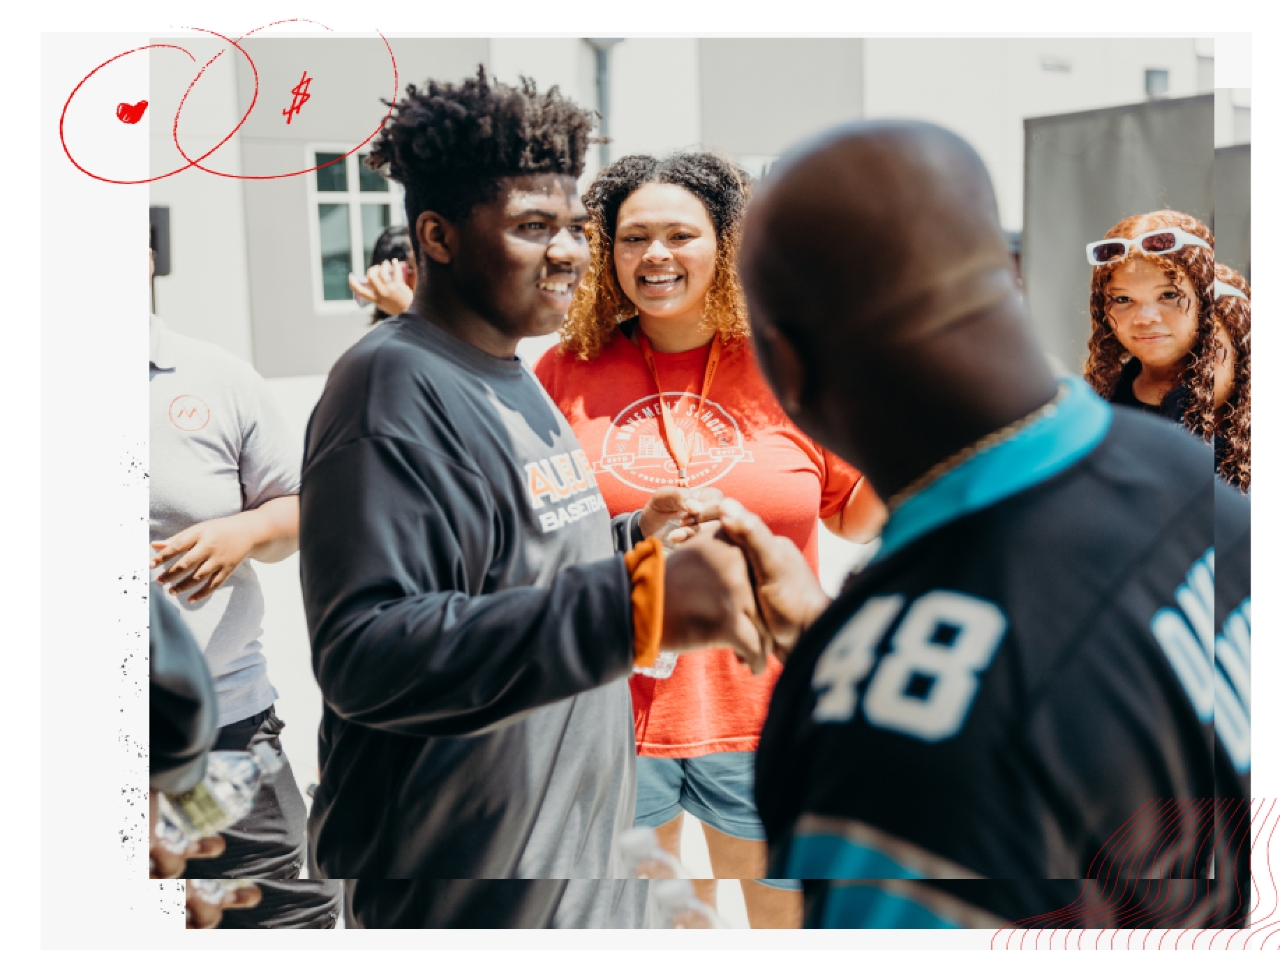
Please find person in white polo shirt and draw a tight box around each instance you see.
[148,251,341,928]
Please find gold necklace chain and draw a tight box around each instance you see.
[886,382,1069,514]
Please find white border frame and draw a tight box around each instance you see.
[31,16,1273,960]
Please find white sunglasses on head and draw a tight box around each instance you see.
[1215,280,1249,301]
[1086,227,1211,266]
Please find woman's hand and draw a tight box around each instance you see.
[639,486,725,543]
[349,259,414,317]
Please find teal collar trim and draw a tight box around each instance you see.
[875,376,1111,564]
[820,883,961,929]
[783,832,924,880]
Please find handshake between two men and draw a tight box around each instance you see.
[638,486,834,676]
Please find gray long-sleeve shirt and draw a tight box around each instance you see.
[301,314,648,927]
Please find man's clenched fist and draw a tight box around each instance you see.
[716,498,831,660]
[660,532,772,675]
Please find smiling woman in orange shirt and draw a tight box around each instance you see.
[535,152,886,928]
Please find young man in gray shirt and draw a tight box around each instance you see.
[149,251,343,927]
[301,70,769,927]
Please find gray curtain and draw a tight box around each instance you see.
[1022,95,1214,374]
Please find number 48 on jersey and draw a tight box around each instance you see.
[811,591,1007,742]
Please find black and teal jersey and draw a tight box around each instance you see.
[755,377,1251,929]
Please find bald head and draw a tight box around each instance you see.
[739,120,1056,499]
[742,121,1017,355]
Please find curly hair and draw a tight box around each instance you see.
[1084,210,1217,441]
[364,66,597,255]
[559,152,753,360]
[1214,262,1251,492]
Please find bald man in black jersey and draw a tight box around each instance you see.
[713,121,1250,931]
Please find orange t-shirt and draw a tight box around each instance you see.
[535,328,861,758]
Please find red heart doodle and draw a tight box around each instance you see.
[116,100,148,124]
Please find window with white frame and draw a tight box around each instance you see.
[1144,68,1170,100]
[307,147,404,308]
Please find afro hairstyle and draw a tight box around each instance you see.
[364,66,598,259]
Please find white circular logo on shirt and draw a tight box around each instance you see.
[596,393,752,491]
[168,394,211,432]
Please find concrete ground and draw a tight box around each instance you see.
[252,336,873,929]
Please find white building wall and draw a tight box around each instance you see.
[863,38,1204,231]
[606,39,702,173]
[489,38,597,117]
[1216,88,1251,146]
[697,39,864,161]
[148,40,254,363]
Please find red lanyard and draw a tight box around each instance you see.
[638,331,723,487]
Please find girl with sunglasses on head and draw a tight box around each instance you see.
[535,152,886,928]
[1083,210,1248,492]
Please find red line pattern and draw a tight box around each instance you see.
[990,798,1279,950]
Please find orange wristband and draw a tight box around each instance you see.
[624,537,666,668]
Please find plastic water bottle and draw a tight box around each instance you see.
[619,827,689,879]
[188,878,257,904]
[155,743,283,854]
[634,651,679,680]
[650,878,727,928]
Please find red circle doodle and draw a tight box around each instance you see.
[59,35,259,186]
[171,20,399,181]
[60,21,399,185]
[169,395,211,432]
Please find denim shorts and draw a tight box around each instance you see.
[635,752,802,891]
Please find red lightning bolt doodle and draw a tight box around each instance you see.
[284,71,311,124]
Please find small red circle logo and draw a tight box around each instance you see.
[169,395,211,432]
